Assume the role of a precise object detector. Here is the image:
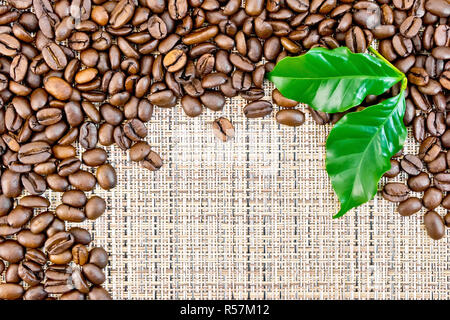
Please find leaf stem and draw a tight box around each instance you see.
[368,46,405,81]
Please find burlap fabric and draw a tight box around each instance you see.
[61,80,447,300]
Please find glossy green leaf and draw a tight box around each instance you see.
[326,83,407,218]
[266,47,404,113]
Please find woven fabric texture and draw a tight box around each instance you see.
[64,81,448,300]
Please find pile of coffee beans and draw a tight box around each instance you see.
[0,0,447,299]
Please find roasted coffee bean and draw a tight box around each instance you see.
[400,16,422,38]
[68,170,96,191]
[424,211,445,240]
[400,153,423,175]
[408,67,429,86]
[89,247,108,269]
[42,42,67,71]
[384,159,400,178]
[397,197,422,216]
[276,109,305,127]
[44,231,74,255]
[96,164,117,190]
[412,115,425,142]
[434,173,450,192]
[0,240,24,263]
[163,49,187,72]
[30,211,54,234]
[62,190,87,208]
[423,187,442,210]
[345,26,366,53]
[85,196,106,220]
[19,195,49,208]
[181,96,203,117]
[382,183,410,202]
[44,77,72,100]
[0,283,24,300]
[56,204,85,222]
[79,122,98,149]
[243,100,273,118]
[140,151,163,171]
[212,117,235,142]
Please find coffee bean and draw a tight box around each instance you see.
[96,164,117,190]
[85,196,106,220]
[44,231,74,255]
[0,283,24,300]
[276,109,305,127]
[68,170,96,191]
[400,154,423,176]
[0,240,24,263]
[44,76,72,100]
[140,151,163,171]
[56,204,85,222]
[382,183,410,202]
[423,187,443,209]
[384,159,400,178]
[424,211,445,240]
[42,42,67,71]
[434,173,450,192]
[400,16,422,38]
[397,197,422,216]
[408,67,429,86]
[163,49,187,72]
[212,117,235,142]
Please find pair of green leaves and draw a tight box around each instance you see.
[267,46,407,218]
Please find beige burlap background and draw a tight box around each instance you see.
[60,80,447,300]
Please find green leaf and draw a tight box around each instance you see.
[266,47,404,113]
[326,83,407,218]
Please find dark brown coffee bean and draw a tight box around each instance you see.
[197,53,215,76]
[110,0,135,28]
[68,170,96,191]
[397,197,422,216]
[424,211,445,240]
[45,231,74,255]
[400,16,422,38]
[181,96,203,117]
[400,154,423,176]
[423,187,443,209]
[412,114,425,142]
[243,100,273,118]
[408,67,429,86]
[434,173,450,192]
[0,240,24,263]
[89,247,108,269]
[426,112,445,137]
[29,211,54,235]
[382,183,410,202]
[440,70,450,90]
[276,109,305,127]
[96,164,117,190]
[18,142,51,165]
[345,26,366,53]
[384,159,400,178]
[79,122,98,149]
[56,204,85,222]
[19,195,49,208]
